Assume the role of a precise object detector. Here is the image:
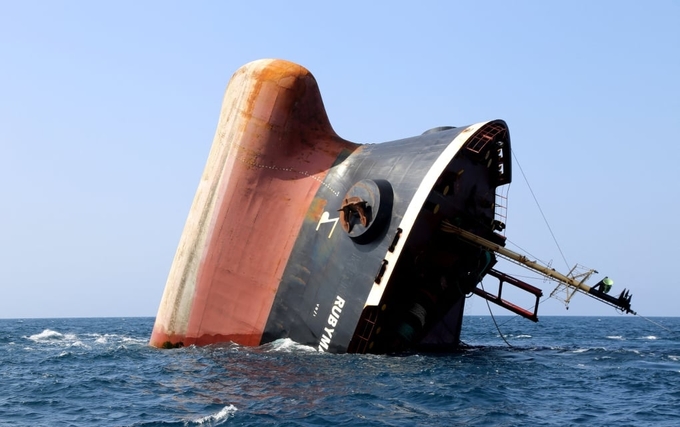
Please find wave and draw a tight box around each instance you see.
[24,330,147,352]
[263,338,317,353]
[69,340,89,349]
[191,405,237,425]
[28,329,64,341]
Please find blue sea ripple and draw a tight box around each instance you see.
[1,316,678,426]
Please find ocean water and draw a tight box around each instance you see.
[1,316,678,426]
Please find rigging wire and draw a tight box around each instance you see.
[636,313,678,335]
[480,280,513,347]
[477,277,567,331]
[505,238,550,267]
[511,149,570,270]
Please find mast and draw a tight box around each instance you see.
[442,222,635,315]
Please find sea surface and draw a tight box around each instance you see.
[1,316,678,426]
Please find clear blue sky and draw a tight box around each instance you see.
[1,1,678,319]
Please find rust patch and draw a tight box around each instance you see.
[307,197,328,222]
[338,196,369,232]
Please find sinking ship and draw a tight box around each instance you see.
[150,59,634,353]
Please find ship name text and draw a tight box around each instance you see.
[318,295,345,352]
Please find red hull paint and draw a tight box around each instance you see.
[150,59,357,348]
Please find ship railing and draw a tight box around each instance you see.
[494,185,509,236]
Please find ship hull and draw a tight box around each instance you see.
[150,59,512,353]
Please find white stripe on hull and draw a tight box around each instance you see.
[364,121,490,307]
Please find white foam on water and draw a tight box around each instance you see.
[26,329,95,349]
[28,329,64,341]
[606,335,624,340]
[193,404,237,425]
[644,335,658,340]
[668,355,679,362]
[267,338,317,353]
[121,336,148,345]
[83,333,146,347]
[68,340,89,349]
[515,334,532,339]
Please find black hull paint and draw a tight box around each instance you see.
[263,122,512,353]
